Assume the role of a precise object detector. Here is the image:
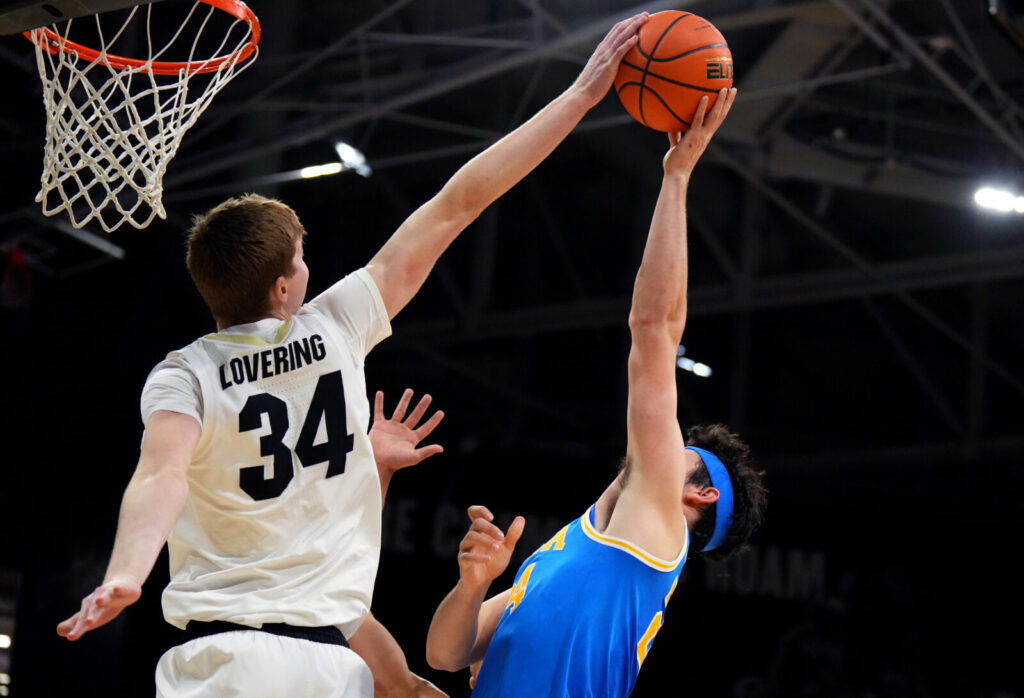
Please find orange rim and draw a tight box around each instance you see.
[23,0,260,75]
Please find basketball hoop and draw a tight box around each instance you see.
[23,0,261,232]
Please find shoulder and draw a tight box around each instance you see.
[599,483,687,564]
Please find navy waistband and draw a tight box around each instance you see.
[181,620,348,648]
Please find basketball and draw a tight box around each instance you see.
[614,11,733,132]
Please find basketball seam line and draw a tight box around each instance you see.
[638,13,690,127]
[636,42,728,62]
[618,61,725,94]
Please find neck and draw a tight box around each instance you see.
[216,309,289,331]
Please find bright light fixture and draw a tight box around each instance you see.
[0,634,10,649]
[300,162,343,179]
[676,346,712,378]
[974,186,1024,213]
[0,673,8,684]
[335,141,372,177]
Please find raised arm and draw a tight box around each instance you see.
[623,90,737,531]
[426,506,522,671]
[57,410,199,640]
[366,13,647,319]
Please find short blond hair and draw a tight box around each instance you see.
[186,194,305,322]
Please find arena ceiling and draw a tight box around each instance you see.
[1,0,1022,516]
[2,0,1024,694]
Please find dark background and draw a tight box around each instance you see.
[1,0,1023,696]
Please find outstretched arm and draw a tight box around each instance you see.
[426,506,522,671]
[357,391,447,696]
[623,90,737,531]
[57,410,199,640]
[366,13,648,319]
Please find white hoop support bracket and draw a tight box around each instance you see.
[23,0,261,232]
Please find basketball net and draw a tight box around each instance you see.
[25,1,260,232]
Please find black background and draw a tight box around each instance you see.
[2,1,1023,696]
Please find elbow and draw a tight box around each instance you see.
[425,642,465,673]
[628,308,686,340]
[425,650,451,673]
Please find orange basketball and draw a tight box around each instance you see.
[614,11,733,132]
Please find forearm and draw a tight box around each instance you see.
[439,87,593,222]
[349,613,419,698]
[368,87,594,317]
[426,580,489,671]
[378,468,393,508]
[103,467,189,585]
[629,173,689,336]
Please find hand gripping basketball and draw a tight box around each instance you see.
[663,87,737,177]
[614,11,734,132]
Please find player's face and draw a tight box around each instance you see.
[284,238,309,316]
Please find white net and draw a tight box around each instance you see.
[27,1,259,232]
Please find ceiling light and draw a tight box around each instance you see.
[300,162,343,179]
[334,141,372,177]
[974,186,1024,213]
[0,634,10,649]
[675,346,712,378]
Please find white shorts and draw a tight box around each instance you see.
[155,628,374,698]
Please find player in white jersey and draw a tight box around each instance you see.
[55,12,650,698]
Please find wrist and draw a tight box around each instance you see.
[455,576,491,600]
[563,82,601,112]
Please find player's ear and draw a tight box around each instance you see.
[683,486,719,509]
[267,275,288,308]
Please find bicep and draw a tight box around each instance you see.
[470,589,511,663]
[136,410,201,478]
[367,194,475,319]
[625,329,687,498]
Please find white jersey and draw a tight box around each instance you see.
[140,269,391,637]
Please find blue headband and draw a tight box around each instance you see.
[686,446,734,552]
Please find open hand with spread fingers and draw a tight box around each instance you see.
[369,388,445,474]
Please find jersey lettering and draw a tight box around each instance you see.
[636,576,680,667]
[538,525,569,552]
[238,369,353,500]
[506,563,536,614]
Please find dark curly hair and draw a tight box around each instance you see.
[684,424,767,561]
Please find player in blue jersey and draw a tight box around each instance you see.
[425,86,768,697]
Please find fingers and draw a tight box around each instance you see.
[691,95,710,130]
[469,512,505,542]
[373,390,384,420]
[466,504,494,523]
[703,87,737,131]
[503,516,526,551]
[413,444,444,462]
[404,392,433,427]
[390,388,414,422]
[414,409,445,440]
[609,12,646,55]
[56,613,78,639]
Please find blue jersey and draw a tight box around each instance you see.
[472,505,688,698]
